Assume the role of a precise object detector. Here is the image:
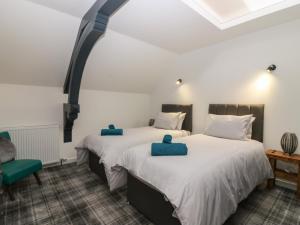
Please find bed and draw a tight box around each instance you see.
[76,104,193,191]
[122,104,273,225]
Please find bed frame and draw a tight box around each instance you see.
[127,104,264,225]
[88,104,193,183]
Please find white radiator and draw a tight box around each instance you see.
[1,124,60,165]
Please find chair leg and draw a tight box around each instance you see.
[33,172,42,186]
[5,186,15,201]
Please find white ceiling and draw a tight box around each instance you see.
[27,0,95,18]
[82,30,177,93]
[2,0,300,94]
[0,0,80,88]
[0,0,177,94]
[26,0,300,53]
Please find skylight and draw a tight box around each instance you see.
[181,0,300,29]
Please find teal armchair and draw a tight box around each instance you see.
[0,131,42,201]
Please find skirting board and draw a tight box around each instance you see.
[43,157,77,168]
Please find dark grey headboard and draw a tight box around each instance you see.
[209,104,264,143]
[162,104,193,132]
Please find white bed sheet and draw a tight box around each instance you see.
[120,134,273,225]
[76,126,190,191]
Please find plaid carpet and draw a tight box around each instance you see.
[0,164,299,225]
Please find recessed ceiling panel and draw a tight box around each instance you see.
[181,0,300,29]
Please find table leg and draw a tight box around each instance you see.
[267,158,276,189]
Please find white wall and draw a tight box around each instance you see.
[151,19,300,154]
[0,84,150,160]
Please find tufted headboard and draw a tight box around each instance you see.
[162,104,193,132]
[208,104,264,142]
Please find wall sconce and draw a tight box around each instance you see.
[267,64,277,73]
[176,79,183,85]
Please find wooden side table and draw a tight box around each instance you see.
[266,149,300,197]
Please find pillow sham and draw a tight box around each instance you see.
[176,113,186,130]
[204,114,253,141]
[246,117,256,140]
[154,112,181,130]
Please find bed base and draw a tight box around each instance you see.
[127,173,181,225]
[88,151,107,183]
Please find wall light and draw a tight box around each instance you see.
[176,79,183,85]
[256,74,270,91]
[267,64,277,73]
[255,72,273,92]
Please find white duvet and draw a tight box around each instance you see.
[120,134,273,225]
[76,126,189,191]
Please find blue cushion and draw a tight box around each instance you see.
[163,135,172,144]
[108,124,115,129]
[151,143,188,156]
[101,129,123,136]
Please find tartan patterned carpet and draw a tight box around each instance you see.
[0,164,299,225]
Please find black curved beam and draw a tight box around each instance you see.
[63,0,128,142]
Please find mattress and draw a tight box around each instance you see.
[120,134,273,225]
[76,126,190,191]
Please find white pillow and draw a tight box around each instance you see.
[204,114,253,140]
[176,113,186,130]
[154,112,181,130]
[246,117,256,140]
